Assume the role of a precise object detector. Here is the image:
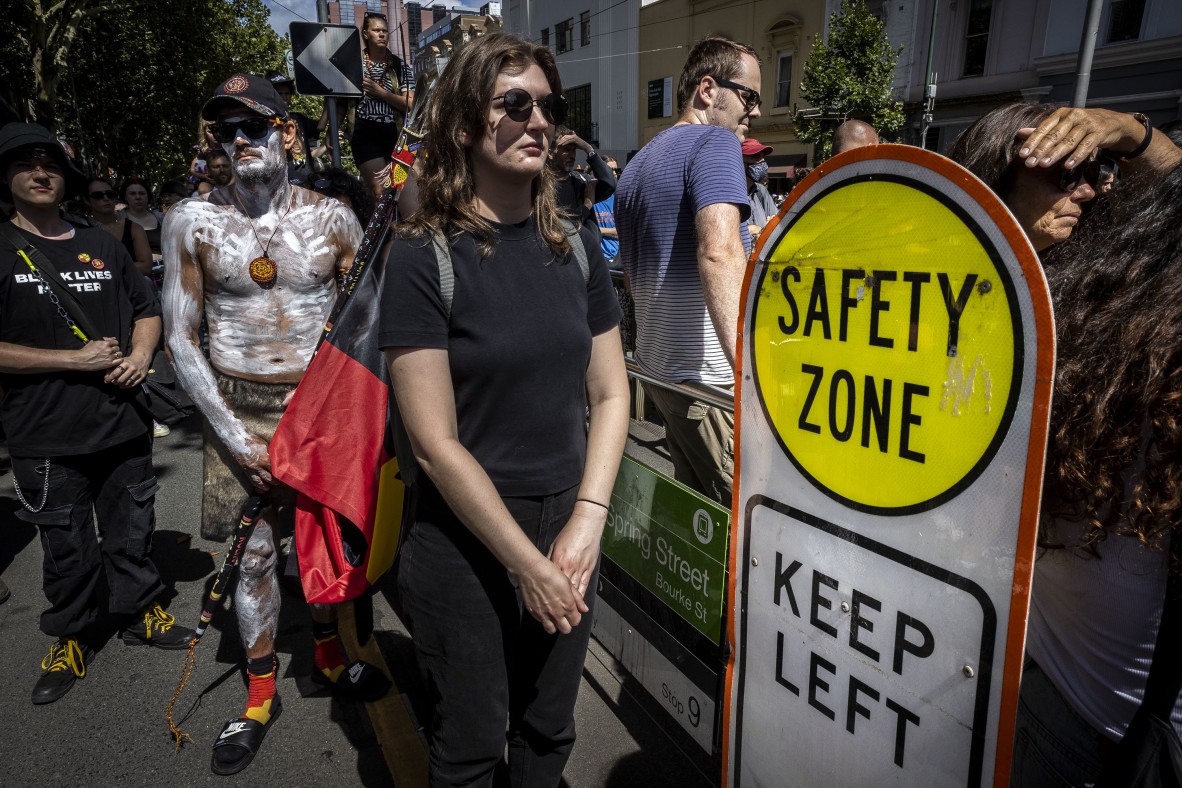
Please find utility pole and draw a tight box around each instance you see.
[919,0,938,149]
[317,0,342,168]
[1071,0,1105,107]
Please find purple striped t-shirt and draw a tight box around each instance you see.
[615,124,751,386]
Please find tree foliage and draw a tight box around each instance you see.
[0,0,295,184]
[795,0,904,160]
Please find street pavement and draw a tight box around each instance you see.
[0,414,716,787]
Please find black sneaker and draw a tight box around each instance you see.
[120,602,195,649]
[33,637,92,705]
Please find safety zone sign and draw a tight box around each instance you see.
[724,146,1053,787]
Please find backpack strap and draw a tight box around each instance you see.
[0,221,101,342]
[429,232,454,320]
[429,223,588,322]
[559,218,590,285]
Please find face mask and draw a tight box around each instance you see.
[746,161,769,182]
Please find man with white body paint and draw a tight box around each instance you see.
[162,74,387,776]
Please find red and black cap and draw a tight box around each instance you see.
[201,73,288,121]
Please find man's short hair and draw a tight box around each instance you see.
[677,36,760,115]
[206,148,230,164]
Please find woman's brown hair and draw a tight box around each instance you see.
[399,32,570,259]
[946,102,1058,200]
[1038,164,1182,558]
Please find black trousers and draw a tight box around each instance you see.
[12,433,164,638]
[397,483,597,788]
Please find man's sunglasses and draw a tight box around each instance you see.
[492,89,568,126]
[89,190,116,200]
[209,117,282,144]
[712,77,762,113]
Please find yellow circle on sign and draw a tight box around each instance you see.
[751,178,1018,512]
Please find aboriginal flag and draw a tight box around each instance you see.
[269,205,407,605]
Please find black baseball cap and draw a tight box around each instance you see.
[0,122,87,198]
[201,73,289,121]
[266,70,295,88]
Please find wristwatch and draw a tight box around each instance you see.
[1119,112,1153,161]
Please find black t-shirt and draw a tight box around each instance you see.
[378,216,621,497]
[0,224,160,456]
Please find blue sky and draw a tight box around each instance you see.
[263,0,319,37]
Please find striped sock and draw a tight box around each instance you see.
[312,621,345,682]
[243,653,277,725]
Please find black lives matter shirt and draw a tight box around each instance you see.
[0,223,160,456]
[378,217,621,497]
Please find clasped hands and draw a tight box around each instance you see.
[515,502,607,636]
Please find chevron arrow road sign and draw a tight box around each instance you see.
[290,22,363,97]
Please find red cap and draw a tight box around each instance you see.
[741,138,773,156]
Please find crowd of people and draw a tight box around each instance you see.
[0,18,1179,788]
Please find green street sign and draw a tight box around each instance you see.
[602,455,730,641]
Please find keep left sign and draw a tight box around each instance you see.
[724,145,1054,787]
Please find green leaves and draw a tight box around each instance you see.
[795,0,904,160]
[1,0,290,184]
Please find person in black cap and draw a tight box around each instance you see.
[161,73,385,776]
[0,122,195,705]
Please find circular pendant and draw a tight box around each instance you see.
[248,256,278,289]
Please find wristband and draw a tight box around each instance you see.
[585,149,598,159]
[1118,112,1152,161]
[576,498,609,510]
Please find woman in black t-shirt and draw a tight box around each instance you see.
[378,32,629,788]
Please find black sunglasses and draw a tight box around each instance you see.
[492,89,568,126]
[712,77,762,113]
[209,117,280,144]
[311,175,352,193]
[89,190,116,200]
[1057,158,1102,193]
[1028,158,1101,193]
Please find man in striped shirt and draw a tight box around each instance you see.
[615,36,761,506]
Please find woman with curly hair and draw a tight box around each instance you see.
[952,105,1182,785]
[378,32,629,786]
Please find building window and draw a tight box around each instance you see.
[580,11,590,46]
[775,52,793,107]
[961,0,992,77]
[566,83,592,140]
[541,27,549,47]
[1106,0,1145,42]
[556,18,573,54]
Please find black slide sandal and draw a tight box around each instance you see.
[210,695,283,776]
[310,659,391,702]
